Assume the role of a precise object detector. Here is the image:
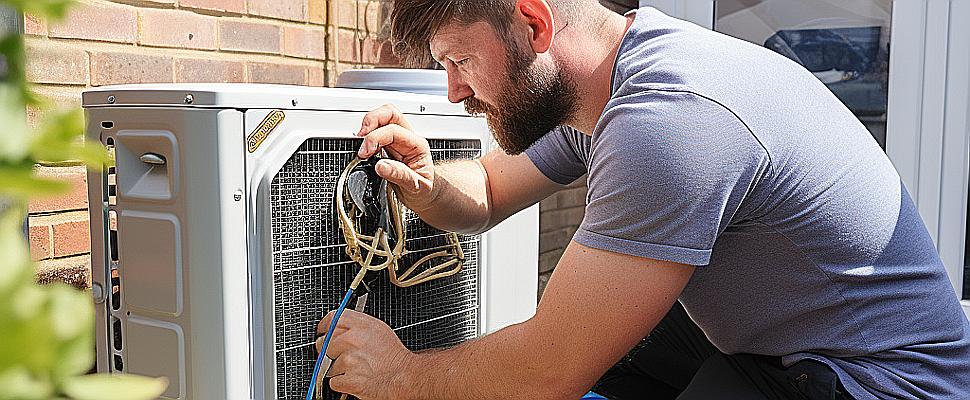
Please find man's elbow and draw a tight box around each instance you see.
[512,358,599,400]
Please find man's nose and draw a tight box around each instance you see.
[446,71,474,104]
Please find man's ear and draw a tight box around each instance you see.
[516,0,556,54]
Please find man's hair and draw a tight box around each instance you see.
[390,0,590,67]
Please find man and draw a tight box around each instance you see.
[316,1,970,398]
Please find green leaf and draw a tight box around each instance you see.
[46,285,95,378]
[0,167,71,200]
[0,85,30,161]
[29,108,107,167]
[3,0,75,21]
[0,207,31,290]
[0,367,54,400]
[47,285,93,340]
[62,374,169,400]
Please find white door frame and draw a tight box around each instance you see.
[641,0,970,315]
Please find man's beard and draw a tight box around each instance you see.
[464,44,579,155]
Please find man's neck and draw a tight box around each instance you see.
[562,12,636,135]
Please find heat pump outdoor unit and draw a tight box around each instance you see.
[83,70,539,400]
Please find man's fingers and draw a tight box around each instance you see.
[316,311,354,338]
[375,159,428,192]
[329,374,362,397]
[325,352,357,378]
[358,104,413,136]
[358,124,430,160]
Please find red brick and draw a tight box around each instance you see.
[537,272,551,299]
[52,219,91,258]
[24,14,46,36]
[336,0,357,28]
[25,41,88,85]
[27,86,84,129]
[539,251,562,274]
[248,0,306,22]
[556,186,588,208]
[538,207,585,233]
[248,62,307,85]
[539,197,557,212]
[358,0,382,34]
[539,229,571,254]
[308,0,327,25]
[219,19,281,54]
[29,167,88,214]
[361,37,382,64]
[337,29,359,63]
[29,225,52,261]
[139,9,217,50]
[180,0,246,13]
[90,51,173,86]
[49,2,137,44]
[283,26,327,60]
[175,58,245,83]
[308,67,326,87]
[377,40,402,67]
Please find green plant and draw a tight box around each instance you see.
[0,1,167,399]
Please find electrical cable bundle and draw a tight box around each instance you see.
[335,156,465,287]
[307,155,467,400]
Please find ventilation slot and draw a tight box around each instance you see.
[108,210,121,311]
[111,316,123,351]
[103,137,125,373]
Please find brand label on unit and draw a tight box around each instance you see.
[247,110,285,153]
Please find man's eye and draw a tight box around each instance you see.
[455,58,470,66]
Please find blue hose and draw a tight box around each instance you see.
[306,288,356,400]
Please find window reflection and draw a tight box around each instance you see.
[715,0,892,148]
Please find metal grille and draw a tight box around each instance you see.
[270,138,482,400]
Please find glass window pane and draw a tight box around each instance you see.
[714,0,892,149]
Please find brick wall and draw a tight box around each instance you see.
[25,0,389,287]
[537,181,588,297]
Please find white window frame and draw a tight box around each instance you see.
[641,0,970,316]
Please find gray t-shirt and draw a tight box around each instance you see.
[527,7,970,399]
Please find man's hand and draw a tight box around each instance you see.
[357,104,438,212]
[315,310,415,399]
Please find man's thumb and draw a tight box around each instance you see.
[375,159,423,192]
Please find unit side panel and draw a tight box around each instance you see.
[85,107,247,400]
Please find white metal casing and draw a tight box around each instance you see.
[84,82,539,399]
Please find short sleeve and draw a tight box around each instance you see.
[575,88,770,266]
[526,125,589,185]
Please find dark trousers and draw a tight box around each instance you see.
[593,302,853,400]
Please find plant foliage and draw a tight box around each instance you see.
[0,1,167,398]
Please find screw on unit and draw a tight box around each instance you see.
[184,94,195,104]
[234,190,243,202]
[292,99,299,107]
[420,105,427,112]
[107,95,116,104]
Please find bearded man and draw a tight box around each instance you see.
[316,1,970,399]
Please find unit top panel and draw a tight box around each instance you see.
[82,83,471,117]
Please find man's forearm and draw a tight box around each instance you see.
[393,322,586,400]
[408,160,493,234]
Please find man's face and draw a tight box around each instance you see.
[431,21,578,155]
